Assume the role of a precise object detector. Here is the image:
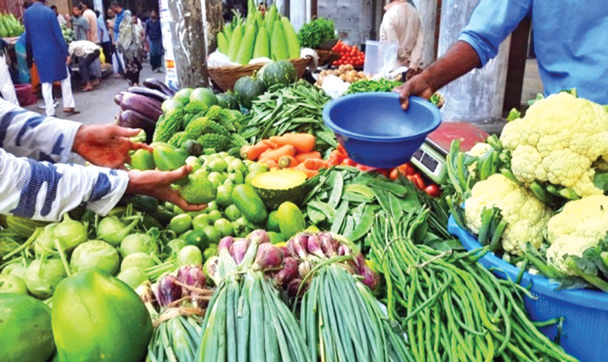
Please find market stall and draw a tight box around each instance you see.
[2,1,608,362]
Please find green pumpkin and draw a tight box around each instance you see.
[216,91,239,110]
[0,293,55,362]
[51,269,153,362]
[234,74,266,109]
[260,60,297,88]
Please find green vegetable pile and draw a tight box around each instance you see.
[345,78,402,95]
[239,80,337,149]
[0,13,24,37]
[297,18,336,49]
[61,25,74,44]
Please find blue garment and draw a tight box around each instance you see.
[145,18,162,41]
[98,15,110,43]
[459,0,608,104]
[23,3,69,83]
[15,33,30,84]
[114,10,125,40]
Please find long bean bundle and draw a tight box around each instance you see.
[368,209,578,362]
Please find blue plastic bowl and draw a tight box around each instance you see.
[448,216,608,362]
[323,93,441,168]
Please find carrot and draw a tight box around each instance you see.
[258,145,296,163]
[240,141,272,161]
[295,151,321,163]
[279,155,299,169]
[261,139,278,149]
[303,158,331,171]
[261,159,279,170]
[294,163,318,178]
[269,133,316,153]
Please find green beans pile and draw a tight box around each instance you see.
[345,78,402,95]
[368,210,578,362]
[196,272,311,362]
[299,263,414,362]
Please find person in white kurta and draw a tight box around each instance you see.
[379,0,424,80]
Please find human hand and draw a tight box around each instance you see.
[126,166,208,212]
[394,72,434,110]
[73,124,152,169]
[66,56,72,65]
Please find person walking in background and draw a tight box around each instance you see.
[68,40,100,92]
[69,4,90,43]
[145,9,162,72]
[97,10,112,65]
[0,38,18,106]
[117,10,143,86]
[80,0,99,44]
[110,2,127,78]
[24,0,77,116]
[51,5,67,27]
[379,0,424,80]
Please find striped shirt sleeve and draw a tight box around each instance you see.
[0,100,130,221]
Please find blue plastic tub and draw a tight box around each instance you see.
[448,216,608,362]
[322,93,441,168]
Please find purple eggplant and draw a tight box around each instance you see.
[128,86,170,102]
[143,78,176,96]
[114,92,124,106]
[117,110,155,143]
[120,92,163,121]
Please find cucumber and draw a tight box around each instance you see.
[232,184,268,224]
[277,201,306,239]
[251,170,307,209]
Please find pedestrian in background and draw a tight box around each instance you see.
[117,10,143,86]
[80,0,99,44]
[110,1,127,78]
[24,0,77,116]
[68,40,100,92]
[0,38,18,106]
[145,9,162,72]
[51,5,67,27]
[97,10,112,65]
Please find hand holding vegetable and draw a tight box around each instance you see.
[126,165,207,212]
[73,124,153,169]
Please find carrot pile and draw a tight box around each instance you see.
[240,133,330,178]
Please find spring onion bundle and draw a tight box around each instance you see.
[196,231,311,361]
[140,265,212,362]
[285,232,413,362]
[368,209,577,361]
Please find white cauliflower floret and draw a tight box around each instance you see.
[546,195,608,274]
[466,143,493,158]
[500,93,608,197]
[465,174,553,256]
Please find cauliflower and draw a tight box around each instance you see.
[465,174,553,255]
[500,93,608,197]
[466,142,494,158]
[546,195,608,274]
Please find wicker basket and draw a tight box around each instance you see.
[316,49,341,67]
[209,57,311,91]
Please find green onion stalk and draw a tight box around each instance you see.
[368,209,578,362]
[285,231,414,362]
[196,230,312,362]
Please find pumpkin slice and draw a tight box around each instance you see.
[251,169,308,209]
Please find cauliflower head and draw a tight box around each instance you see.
[546,195,608,274]
[500,93,608,197]
[465,174,553,256]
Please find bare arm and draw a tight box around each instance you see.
[396,41,480,109]
[408,25,425,71]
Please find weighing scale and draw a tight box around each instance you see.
[410,122,489,184]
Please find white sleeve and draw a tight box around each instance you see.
[0,99,81,163]
[0,148,129,221]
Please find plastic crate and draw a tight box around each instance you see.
[448,216,608,362]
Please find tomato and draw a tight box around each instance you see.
[390,168,399,180]
[425,184,441,198]
[356,164,376,172]
[341,158,357,167]
[410,174,426,190]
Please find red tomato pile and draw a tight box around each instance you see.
[332,40,365,67]
[327,144,442,197]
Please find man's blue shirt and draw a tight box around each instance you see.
[458,0,608,104]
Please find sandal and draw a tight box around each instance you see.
[63,108,81,115]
